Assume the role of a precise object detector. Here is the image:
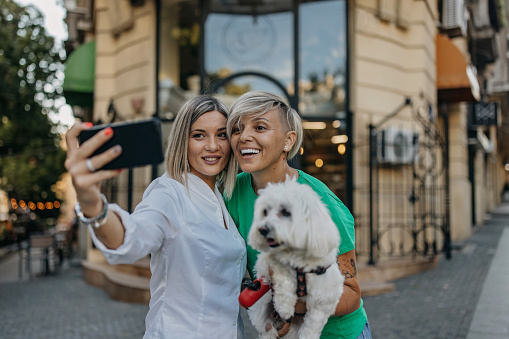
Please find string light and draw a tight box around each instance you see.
[6,198,61,211]
[331,135,348,144]
[337,144,346,155]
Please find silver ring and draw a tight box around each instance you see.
[86,158,96,172]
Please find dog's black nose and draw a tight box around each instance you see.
[258,226,269,237]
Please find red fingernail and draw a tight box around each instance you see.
[117,168,124,173]
[104,127,113,136]
[84,122,93,128]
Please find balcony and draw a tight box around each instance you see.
[468,0,502,69]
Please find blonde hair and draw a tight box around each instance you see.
[227,91,303,159]
[165,95,238,198]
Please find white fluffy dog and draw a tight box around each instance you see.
[247,178,345,339]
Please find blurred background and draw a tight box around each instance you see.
[1,0,509,338]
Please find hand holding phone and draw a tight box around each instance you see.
[78,118,164,170]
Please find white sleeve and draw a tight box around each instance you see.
[89,182,182,265]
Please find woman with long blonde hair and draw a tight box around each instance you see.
[65,95,247,338]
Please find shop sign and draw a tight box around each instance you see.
[470,102,498,126]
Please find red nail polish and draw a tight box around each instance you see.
[104,127,113,136]
[84,122,93,128]
[117,168,124,173]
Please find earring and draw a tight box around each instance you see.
[284,145,289,152]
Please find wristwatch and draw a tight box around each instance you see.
[75,193,109,229]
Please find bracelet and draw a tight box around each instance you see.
[75,194,109,229]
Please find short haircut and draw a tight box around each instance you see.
[165,95,237,198]
[227,91,303,160]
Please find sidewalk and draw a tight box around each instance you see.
[466,203,509,339]
[363,200,509,339]
[0,256,148,339]
[1,201,508,338]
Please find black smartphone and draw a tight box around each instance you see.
[78,118,165,170]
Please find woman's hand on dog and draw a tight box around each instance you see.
[265,323,291,337]
[268,266,308,315]
[266,266,307,337]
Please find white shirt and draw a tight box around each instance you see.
[90,173,247,339]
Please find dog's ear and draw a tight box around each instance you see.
[303,189,340,258]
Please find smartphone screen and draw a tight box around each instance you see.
[78,118,165,170]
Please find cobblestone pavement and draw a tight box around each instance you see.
[1,209,507,339]
[363,216,508,339]
[0,261,148,339]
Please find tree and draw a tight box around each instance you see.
[0,0,66,223]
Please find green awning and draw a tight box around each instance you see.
[63,41,95,107]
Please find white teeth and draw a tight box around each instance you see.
[204,157,218,161]
[241,149,260,155]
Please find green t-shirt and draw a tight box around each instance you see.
[225,170,368,339]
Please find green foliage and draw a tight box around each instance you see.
[0,0,66,220]
[499,0,507,28]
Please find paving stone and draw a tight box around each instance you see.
[1,204,508,339]
[0,264,147,339]
[363,216,508,339]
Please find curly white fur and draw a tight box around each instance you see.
[247,178,345,339]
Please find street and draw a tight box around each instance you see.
[1,202,508,339]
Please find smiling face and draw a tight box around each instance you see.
[188,111,231,189]
[230,108,294,176]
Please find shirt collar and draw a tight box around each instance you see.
[186,173,219,203]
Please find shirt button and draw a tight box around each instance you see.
[233,321,236,326]
[236,260,240,265]
[234,234,238,239]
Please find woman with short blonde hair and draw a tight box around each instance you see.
[225,91,371,339]
[227,91,303,160]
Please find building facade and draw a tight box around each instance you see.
[63,0,509,272]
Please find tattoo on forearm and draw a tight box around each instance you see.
[338,258,357,279]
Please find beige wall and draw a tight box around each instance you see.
[469,125,503,227]
[86,0,159,261]
[352,0,438,185]
[351,0,439,262]
[92,0,158,211]
[94,0,157,122]
[448,103,472,241]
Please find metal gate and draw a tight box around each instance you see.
[360,98,451,264]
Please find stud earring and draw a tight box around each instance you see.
[284,145,289,152]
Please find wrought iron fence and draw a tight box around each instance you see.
[356,98,451,264]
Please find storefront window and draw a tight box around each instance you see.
[158,0,346,118]
[205,2,293,96]
[301,117,348,202]
[298,1,348,201]
[299,0,347,118]
[157,0,349,204]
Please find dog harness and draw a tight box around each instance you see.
[271,265,332,323]
[296,265,331,297]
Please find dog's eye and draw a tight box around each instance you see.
[280,208,291,217]
[263,208,268,216]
